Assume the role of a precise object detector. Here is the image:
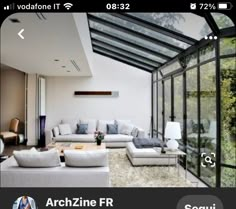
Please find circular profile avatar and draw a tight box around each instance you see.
[12,196,37,209]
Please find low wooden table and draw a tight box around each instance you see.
[47,142,106,156]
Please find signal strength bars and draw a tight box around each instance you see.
[4,3,15,10]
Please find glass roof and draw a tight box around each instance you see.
[127,13,212,40]
[89,20,178,57]
[87,13,231,72]
[89,13,190,49]
[91,33,167,63]
[92,40,160,67]
[211,13,235,29]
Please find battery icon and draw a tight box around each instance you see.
[217,2,233,10]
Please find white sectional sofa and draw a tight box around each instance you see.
[46,119,145,147]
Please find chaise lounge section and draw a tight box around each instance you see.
[126,142,176,166]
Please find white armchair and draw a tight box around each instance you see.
[0,139,4,154]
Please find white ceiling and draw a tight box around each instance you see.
[1,13,92,76]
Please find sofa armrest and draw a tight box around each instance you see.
[137,128,145,138]
[131,126,145,138]
[45,129,53,145]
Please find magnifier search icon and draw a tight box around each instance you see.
[205,156,213,164]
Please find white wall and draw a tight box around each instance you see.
[46,54,151,134]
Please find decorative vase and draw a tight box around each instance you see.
[97,140,102,146]
[39,115,46,147]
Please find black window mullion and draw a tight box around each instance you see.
[183,71,187,168]
[215,38,221,188]
[170,77,175,121]
[151,73,154,137]
[203,13,220,36]
[197,48,201,178]
[162,80,165,141]
[156,72,159,138]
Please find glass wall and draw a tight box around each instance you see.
[152,72,157,137]
[158,80,163,135]
[186,68,199,174]
[200,61,216,186]
[174,75,184,149]
[152,37,236,187]
[220,37,236,187]
[153,82,157,135]
[164,79,171,127]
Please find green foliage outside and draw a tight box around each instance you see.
[220,38,236,186]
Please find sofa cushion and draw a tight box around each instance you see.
[76,124,88,134]
[115,120,132,134]
[131,127,139,137]
[120,123,134,135]
[13,148,60,168]
[104,134,133,142]
[54,134,95,142]
[58,124,72,135]
[64,150,108,167]
[80,119,96,134]
[97,120,115,133]
[61,118,78,134]
[53,127,60,137]
[107,124,118,134]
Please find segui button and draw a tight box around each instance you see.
[177,195,223,209]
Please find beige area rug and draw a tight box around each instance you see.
[109,148,193,187]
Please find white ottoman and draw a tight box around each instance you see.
[126,142,176,166]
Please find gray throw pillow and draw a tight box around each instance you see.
[77,124,88,134]
[107,124,118,134]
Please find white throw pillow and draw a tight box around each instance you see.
[58,124,72,135]
[64,150,108,167]
[97,120,115,133]
[61,118,78,134]
[131,127,139,137]
[53,126,60,137]
[80,119,97,134]
[120,123,134,135]
[116,120,132,134]
[13,148,60,167]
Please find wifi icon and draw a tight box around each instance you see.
[63,3,73,10]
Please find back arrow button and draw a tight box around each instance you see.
[18,29,24,39]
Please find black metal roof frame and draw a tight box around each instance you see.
[87,12,235,73]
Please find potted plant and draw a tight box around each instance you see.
[94,131,105,145]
